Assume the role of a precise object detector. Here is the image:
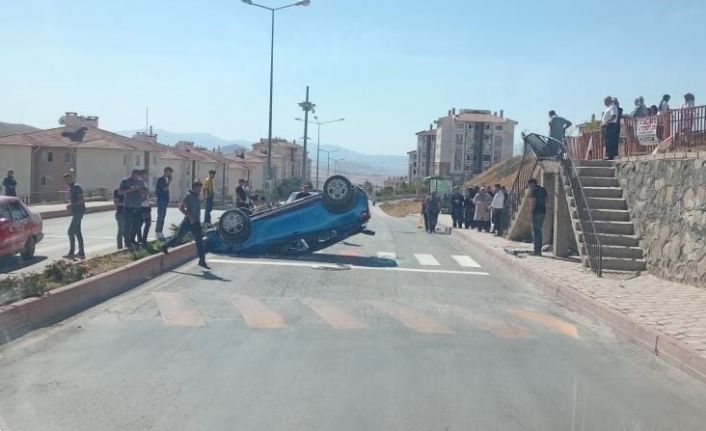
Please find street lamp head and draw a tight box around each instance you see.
[295,117,304,121]
[241,0,253,4]
[295,0,311,5]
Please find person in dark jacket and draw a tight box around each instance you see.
[3,170,17,197]
[63,173,86,259]
[424,191,442,233]
[464,187,476,229]
[162,181,209,269]
[450,188,464,228]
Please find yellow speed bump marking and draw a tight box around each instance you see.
[508,309,578,338]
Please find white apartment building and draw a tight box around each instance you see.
[433,108,516,185]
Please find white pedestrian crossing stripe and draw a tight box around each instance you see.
[414,253,440,266]
[377,251,397,260]
[451,255,482,268]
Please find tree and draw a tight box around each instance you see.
[363,181,374,196]
[398,181,409,194]
[276,177,302,200]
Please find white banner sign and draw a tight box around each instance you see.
[635,117,659,146]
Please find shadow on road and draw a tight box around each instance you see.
[252,253,398,268]
[0,256,49,274]
[171,270,232,282]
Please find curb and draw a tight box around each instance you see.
[440,220,706,384]
[0,242,196,345]
[38,203,115,220]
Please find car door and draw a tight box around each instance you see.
[8,201,30,254]
[0,203,14,255]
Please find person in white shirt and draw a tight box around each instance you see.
[601,96,619,160]
[658,94,671,113]
[490,184,506,236]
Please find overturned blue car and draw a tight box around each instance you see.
[206,175,373,255]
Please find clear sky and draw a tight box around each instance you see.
[2,0,705,155]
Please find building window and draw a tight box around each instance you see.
[455,134,463,146]
[135,155,141,166]
[123,154,127,166]
[495,125,503,130]
[153,155,157,165]
[65,152,72,163]
[45,151,53,162]
[484,124,490,130]
[467,124,473,130]
[40,176,49,187]
[456,122,464,130]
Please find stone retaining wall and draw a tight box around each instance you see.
[616,157,706,287]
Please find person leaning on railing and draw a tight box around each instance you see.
[601,96,620,160]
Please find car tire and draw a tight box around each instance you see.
[218,209,252,244]
[21,237,36,260]
[322,175,356,213]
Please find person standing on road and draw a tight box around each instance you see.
[63,173,86,259]
[450,188,464,229]
[3,170,17,197]
[235,178,248,208]
[119,169,148,248]
[113,187,124,249]
[423,191,441,233]
[490,184,506,236]
[601,96,620,160]
[472,187,492,232]
[464,187,476,229]
[203,170,216,225]
[527,178,548,256]
[421,194,430,232]
[155,167,172,241]
[548,110,572,149]
[294,183,312,200]
[161,181,209,269]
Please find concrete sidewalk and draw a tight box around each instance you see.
[437,214,706,383]
[29,201,114,219]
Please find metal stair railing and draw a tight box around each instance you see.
[507,138,538,225]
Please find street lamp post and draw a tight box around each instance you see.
[241,0,311,187]
[298,86,315,182]
[296,116,344,188]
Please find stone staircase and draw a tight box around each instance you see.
[566,160,646,272]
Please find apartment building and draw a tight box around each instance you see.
[0,113,164,202]
[407,150,418,181]
[252,138,310,182]
[433,108,516,185]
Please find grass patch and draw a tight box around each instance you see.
[0,241,170,307]
[380,199,423,218]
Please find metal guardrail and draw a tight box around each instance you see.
[566,105,706,160]
[507,138,538,226]
[525,133,603,277]
[18,188,111,205]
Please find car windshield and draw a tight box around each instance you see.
[3,2,706,430]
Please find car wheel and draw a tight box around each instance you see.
[218,209,252,244]
[322,175,356,213]
[21,237,36,260]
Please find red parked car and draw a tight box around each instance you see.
[0,196,43,260]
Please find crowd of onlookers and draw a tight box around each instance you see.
[421,184,509,236]
[419,178,548,256]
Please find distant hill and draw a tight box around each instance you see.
[315,145,407,177]
[118,129,249,151]
[0,121,39,137]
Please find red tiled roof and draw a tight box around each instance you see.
[416,129,437,136]
[454,113,514,124]
[0,126,167,152]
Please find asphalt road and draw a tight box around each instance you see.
[0,208,222,277]
[1,206,706,430]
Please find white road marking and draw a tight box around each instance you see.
[414,253,440,266]
[207,258,489,276]
[451,255,482,268]
[377,251,397,260]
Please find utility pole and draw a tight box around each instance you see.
[298,86,315,183]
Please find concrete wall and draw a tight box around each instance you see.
[616,157,706,287]
[0,145,32,197]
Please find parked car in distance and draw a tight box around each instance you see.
[207,175,373,255]
[0,196,43,260]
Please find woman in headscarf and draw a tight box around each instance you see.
[472,187,492,232]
